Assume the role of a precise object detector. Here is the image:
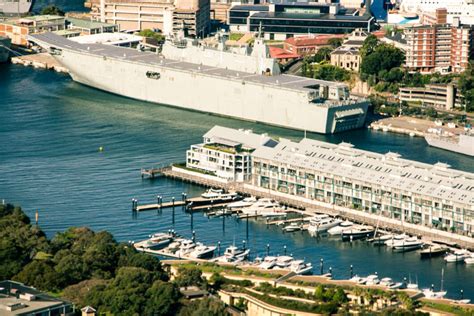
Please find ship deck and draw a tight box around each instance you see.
[30,33,351,98]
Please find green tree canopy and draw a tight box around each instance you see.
[40,5,65,16]
[328,38,343,49]
[360,44,405,79]
[174,266,207,288]
[360,34,379,59]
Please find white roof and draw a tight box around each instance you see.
[203,125,276,149]
[70,33,142,46]
[252,137,474,206]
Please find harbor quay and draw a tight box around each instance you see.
[143,125,474,249]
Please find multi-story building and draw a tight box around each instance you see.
[0,15,65,46]
[66,17,118,35]
[186,125,277,182]
[405,21,474,73]
[251,137,474,234]
[86,0,210,36]
[228,3,375,40]
[399,84,464,110]
[283,34,344,56]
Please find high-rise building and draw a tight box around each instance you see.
[405,21,474,73]
[400,0,474,25]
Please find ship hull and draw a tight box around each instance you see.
[0,37,11,63]
[425,135,474,157]
[31,36,368,134]
[0,0,33,14]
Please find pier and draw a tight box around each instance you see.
[11,53,69,73]
[141,165,474,249]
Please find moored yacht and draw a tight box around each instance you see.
[307,216,341,233]
[241,198,280,216]
[227,197,257,209]
[384,234,410,248]
[341,225,375,241]
[175,239,196,257]
[420,244,449,259]
[259,256,278,269]
[143,233,174,250]
[275,255,294,269]
[283,222,303,232]
[444,249,471,263]
[188,243,216,259]
[422,288,447,299]
[201,188,239,201]
[327,220,353,235]
[289,260,313,275]
[392,238,424,252]
[223,245,250,262]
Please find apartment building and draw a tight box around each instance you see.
[86,0,210,36]
[251,137,474,234]
[399,84,464,110]
[0,15,65,46]
[405,21,474,73]
[186,126,277,182]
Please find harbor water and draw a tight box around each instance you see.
[1,63,474,300]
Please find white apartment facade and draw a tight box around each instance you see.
[400,0,474,25]
[186,126,277,182]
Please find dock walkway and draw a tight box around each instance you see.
[142,165,474,249]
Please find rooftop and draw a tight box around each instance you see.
[19,15,64,22]
[252,137,474,206]
[67,17,117,29]
[285,34,345,47]
[30,33,356,102]
[203,125,278,150]
[250,12,373,22]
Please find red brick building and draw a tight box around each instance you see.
[283,34,345,57]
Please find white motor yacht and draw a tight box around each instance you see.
[241,198,280,216]
[289,260,313,275]
[259,256,278,269]
[384,234,410,248]
[327,220,354,235]
[465,255,474,264]
[393,238,424,252]
[223,245,250,262]
[227,197,257,209]
[275,255,294,269]
[175,239,196,257]
[307,217,341,233]
[142,233,174,250]
[188,243,216,259]
[283,222,302,232]
[341,225,375,241]
[369,234,395,245]
[365,274,380,285]
[444,249,471,263]
[201,188,238,200]
[423,289,447,299]
[379,277,394,287]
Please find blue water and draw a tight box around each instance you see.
[1,63,473,300]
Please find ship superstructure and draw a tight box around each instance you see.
[425,133,474,157]
[0,35,10,62]
[30,32,369,134]
[0,0,33,15]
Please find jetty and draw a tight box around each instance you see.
[139,165,474,249]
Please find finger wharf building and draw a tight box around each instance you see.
[187,126,474,235]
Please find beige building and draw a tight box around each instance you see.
[330,46,361,71]
[0,15,65,46]
[86,0,210,36]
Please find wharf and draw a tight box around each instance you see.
[134,194,236,212]
[11,53,68,73]
[369,116,465,137]
[143,165,474,249]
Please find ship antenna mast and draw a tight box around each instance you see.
[258,22,263,39]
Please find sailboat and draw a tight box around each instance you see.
[422,269,447,299]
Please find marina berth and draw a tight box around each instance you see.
[29,33,369,134]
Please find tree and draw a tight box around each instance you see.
[40,5,65,16]
[458,62,474,112]
[360,44,405,79]
[144,280,180,316]
[313,47,333,63]
[360,34,379,59]
[138,29,165,42]
[14,260,63,291]
[178,297,228,316]
[328,38,343,49]
[312,64,351,82]
[174,266,207,288]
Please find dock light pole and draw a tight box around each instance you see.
[461,289,464,300]
[243,240,246,250]
[246,214,249,240]
[350,265,353,278]
[284,245,287,256]
[190,210,194,230]
[218,241,221,256]
[320,258,324,275]
[159,196,163,208]
[329,267,332,277]
[172,197,175,208]
[266,244,270,256]
[431,284,434,291]
[192,230,196,243]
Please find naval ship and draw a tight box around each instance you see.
[425,133,474,157]
[0,36,11,63]
[0,0,33,15]
[29,32,369,134]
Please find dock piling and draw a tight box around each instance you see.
[284,245,287,256]
[461,289,464,300]
[320,258,324,275]
[350,265,353,278]
[192,230,196,243]
[329,267,333,277]
[243,240,246,250]
[266,244,270,256]
[217,241,221,256]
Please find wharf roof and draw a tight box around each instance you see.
[204,125,278,149]
[30,33,355,99]
[66,17,117,29]
[252,137,474,206]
